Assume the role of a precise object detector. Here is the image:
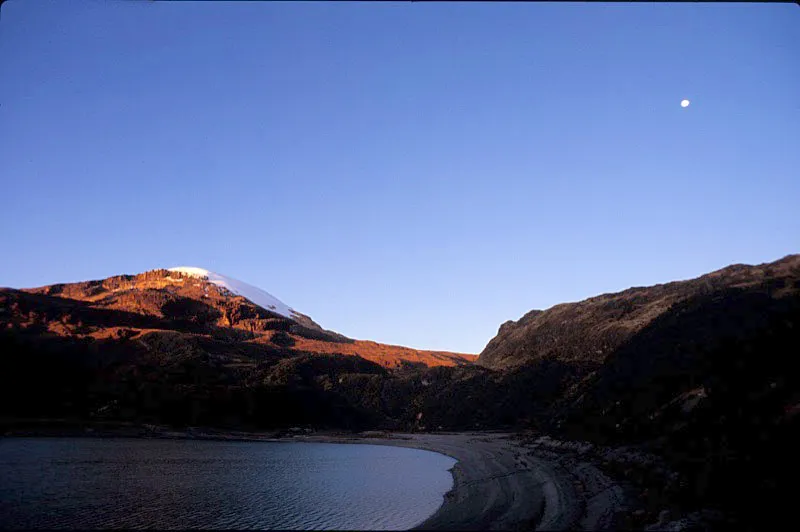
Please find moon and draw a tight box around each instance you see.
[681,99,691,108]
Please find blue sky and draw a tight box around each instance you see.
[1,1,798,353]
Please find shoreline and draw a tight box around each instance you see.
[2,424,629,530]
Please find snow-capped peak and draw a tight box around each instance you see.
[167,266,297,320]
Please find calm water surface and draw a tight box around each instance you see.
[0,437,456,530]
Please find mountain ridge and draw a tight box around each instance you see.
[4,267,475,369]
[478,253,800,370]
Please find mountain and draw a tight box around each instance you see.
[479,254,800,371]
[0,267,474,430]
[475,254,800,528]
[475,255,800,425]
[166,267,300,322]
[1,267,474,369]
[473,254,800,454]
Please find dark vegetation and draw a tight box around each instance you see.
[2,255,799,529]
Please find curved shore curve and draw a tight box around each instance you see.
[299,432,629,531]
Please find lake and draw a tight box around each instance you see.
[0,437,456,530]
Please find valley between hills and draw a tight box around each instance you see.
[2,255,799,530]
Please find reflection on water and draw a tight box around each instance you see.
[0,437,455,530]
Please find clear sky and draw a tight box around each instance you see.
[1,1,798,354]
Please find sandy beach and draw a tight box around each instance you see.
[295,432,629,531]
